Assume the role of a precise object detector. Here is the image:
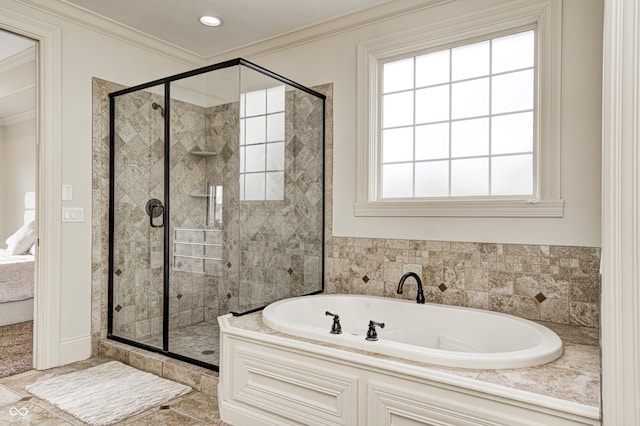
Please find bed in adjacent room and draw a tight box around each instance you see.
[0,191,36,326]
[0,249,34,326]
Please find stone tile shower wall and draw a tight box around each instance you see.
[207,90,324,313]
[204,102,238,318]
[94,78,121,351]
[238,89,324,312]
[167,98,218,330]
[326,238,601,328]
[110,89,215,339]
[110,88,164,340]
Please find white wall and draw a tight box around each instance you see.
[0,119,36,242]
[208,0,603,248]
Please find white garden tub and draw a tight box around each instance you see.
[262,294,563,369]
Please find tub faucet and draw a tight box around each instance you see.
[397,272,426,304]
[325,311,342,334]
[366,320,385,341]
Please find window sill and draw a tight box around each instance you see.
[354,198,565,218]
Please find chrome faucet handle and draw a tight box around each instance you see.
[325,311,342,334]
[366,320,385,341]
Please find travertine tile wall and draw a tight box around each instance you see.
[109,86,165,340]
[166,96,220,330]
[325,238,601,328]
[93,77,123,353]
[236,88,324,312]
[205,89,324,314]
[108,85,217,340]
[203,102,238,318]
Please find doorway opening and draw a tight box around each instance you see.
[0,28,37,378]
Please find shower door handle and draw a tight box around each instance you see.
[146,199,165,228]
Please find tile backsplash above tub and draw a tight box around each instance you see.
[326,237,600,328]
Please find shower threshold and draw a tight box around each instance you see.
[108,321,220,370]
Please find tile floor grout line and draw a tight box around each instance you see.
[168,407,208,424]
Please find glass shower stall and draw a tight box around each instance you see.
[107,59,325,370]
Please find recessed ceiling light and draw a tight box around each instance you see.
[199,15,223,27]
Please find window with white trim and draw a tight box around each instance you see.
[381,30,535,198]
[239,85,285,201]
[356,0,564,217]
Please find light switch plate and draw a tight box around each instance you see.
[62,207,84,222]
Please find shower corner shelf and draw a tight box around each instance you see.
[189,149,217,157]
[189,192,210,198]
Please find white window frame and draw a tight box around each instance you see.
[355,0,564,217]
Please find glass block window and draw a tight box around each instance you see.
[239,85,285,201]
[380,30,535,199]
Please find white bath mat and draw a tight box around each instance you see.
[26,360,191,425]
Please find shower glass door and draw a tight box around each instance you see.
[167,66,241,364]
[110,84,166,349]
[108,58,325,371]
[237,66,325,313]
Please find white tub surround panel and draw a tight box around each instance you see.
[219,313,600,426]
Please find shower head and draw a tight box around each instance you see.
[151,102,165,118]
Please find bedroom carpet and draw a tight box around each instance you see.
[0,321,32,378]
[26,360,192,425]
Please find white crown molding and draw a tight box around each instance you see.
[205,0,454,61]
[0,45,35,74]
[14,0,203,66]
[0,109,36,126]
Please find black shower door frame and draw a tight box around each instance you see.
[107,58,326,371]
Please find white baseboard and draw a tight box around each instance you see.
[58,335,92,366]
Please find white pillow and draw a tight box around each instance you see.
[5,220,37,255]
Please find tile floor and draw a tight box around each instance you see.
[0,356,230,425]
